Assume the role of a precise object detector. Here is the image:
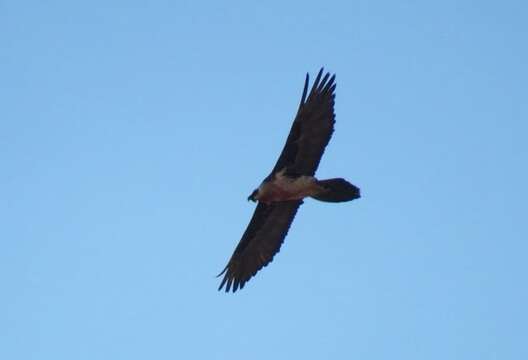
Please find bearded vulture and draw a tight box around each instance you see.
[218,68,360,292]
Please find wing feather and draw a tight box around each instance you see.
[218,200,303,292]
[271,68,336,176]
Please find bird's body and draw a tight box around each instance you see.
[218,68,360,292]
[254,169,321,204]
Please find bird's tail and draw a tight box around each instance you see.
[311,178,360,203]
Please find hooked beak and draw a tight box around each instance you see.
[248,189,258,202]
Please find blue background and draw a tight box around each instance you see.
[2,1,527,359]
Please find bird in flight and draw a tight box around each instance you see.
[218,68,360,292]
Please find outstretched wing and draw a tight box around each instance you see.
[271,68,336,177]
[218,200,303,292]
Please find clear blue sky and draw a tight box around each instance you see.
[2,1,527,359]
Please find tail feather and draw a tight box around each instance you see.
[311,178,360,203]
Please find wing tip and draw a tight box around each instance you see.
[312,67,324,91]
[300,72,310,106]
[307,67,336,99]
[217,273,246,293]
[299,67,337,108]
[216,266,228,278]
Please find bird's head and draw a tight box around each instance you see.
[247,189,259,202]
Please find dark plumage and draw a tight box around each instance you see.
[218,68,360,292]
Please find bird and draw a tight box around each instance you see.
[218,68,360,292]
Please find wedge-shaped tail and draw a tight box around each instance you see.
[311,178,360,203]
